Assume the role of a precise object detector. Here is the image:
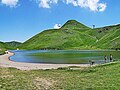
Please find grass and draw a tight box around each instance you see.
[19,20,97,50]
[0,50,5,55]
[95,28,120,49]
[19,20,120,50]
[0,42,6,54]
[1,62,120,89]
[0,41,21,52]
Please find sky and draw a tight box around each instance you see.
[0,0,120,42]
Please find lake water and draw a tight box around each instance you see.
[10,50,120,64]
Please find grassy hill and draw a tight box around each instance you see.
[0,42,6,54]
[5,41,21,48]
[0,42,6,49]
[86,24,120,49]
[61,20,89,30]
[0,41,22,54]
[19,20,97,50]
[19,20,120,50]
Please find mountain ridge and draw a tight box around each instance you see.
[1,20,120,50]
[18,20,120,50]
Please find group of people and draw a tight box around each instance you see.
[104,54,113,63]
[90,54,113,65]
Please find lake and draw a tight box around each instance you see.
[10,50,120,64]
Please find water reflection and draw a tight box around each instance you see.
[10,50,120,64]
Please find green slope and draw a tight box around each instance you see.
[86,24,120,49]
[0,42,6,49]
[0,42,7,54]
[19,20,120,50]
[0,41,22,54]
[5,41,22,48]
[19,20,97,50]
[95,28,120,49]
[61,20,89,30]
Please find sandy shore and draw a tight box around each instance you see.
[0,52,93,70]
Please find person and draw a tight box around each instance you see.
[104,55,107,63]
[89,60,95,65]
[110,54,113,62]
[5,50,9,54]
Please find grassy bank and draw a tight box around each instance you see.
[0,62,120,90]
[0,49,5,55]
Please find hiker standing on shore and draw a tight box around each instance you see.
[110,54,113,62]
[104,55,107,63]
[5,50,9,54]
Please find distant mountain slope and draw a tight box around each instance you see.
[86,24,120,49]
[95,27,120,49]
[19,20,120,50]
[5,41,22,47]
[0,41,22,50]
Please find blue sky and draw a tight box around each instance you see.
[0,0,120,42]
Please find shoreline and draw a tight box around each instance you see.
[0,52,95,70]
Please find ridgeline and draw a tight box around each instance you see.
[19,20,120,50]
[0,41,21,54]
[1,20,120,51]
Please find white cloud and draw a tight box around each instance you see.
[37,0,106,12]
[39,0,50,8]
[54,24,61,29]
[0,0,106,12]
[1,0,19,7]
[66,0,107,12]
[38,0,58,8]
[66,0,78,6]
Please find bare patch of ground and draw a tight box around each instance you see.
[33,77,57,90]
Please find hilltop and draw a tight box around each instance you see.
[19,20,120,50]
[61,20,89,30]
[19,20,97,50]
